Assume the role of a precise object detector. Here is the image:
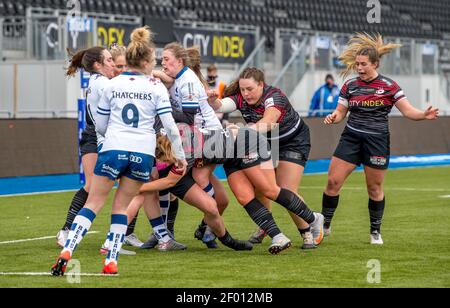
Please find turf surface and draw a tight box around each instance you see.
[0,167,449,288]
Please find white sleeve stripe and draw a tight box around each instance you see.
[97,111,110,116]
[157,107,172,112]
[394,91,405,99]
[338,97,349,107]
[158,111,172,116]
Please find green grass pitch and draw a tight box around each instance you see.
[0,167,449,288]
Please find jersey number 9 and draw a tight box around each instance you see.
[122,104,139,128]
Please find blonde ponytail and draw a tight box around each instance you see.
[339,33,402,78]
[126,26,155,68]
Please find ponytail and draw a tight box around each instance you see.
[66,46,106,77]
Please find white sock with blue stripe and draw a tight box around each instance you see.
[106,214,128,266]
[159,191,170,225]
[204,183,215,199]
[63,208,96,257]
[150,216,171,243]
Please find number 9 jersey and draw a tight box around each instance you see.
[96,72,173,157]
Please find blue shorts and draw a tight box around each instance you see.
[94,151,155,182]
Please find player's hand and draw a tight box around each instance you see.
[175,159,188,176]
[324,112,338,124]
[424,106,439,120]
[207,89,219,100]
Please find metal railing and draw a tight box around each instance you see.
[237,36,266,75]
[273,37,308,96]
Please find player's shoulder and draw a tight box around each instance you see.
[91,74,110,87]
[378,75,399,88]
[344,77,358,87]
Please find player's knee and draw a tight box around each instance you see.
[203,199,220,217]
[235,193,254,206]
[326,176,342,193]
[263,187,281,201]
[367,183,383,199]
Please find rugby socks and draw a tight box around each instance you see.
[203,182,215,199]
[63,208,96,257]
[322,193,340,229]
[193,183,216,239]
[167,199,179,236]
[369,198,385,234]
[150,216,171,243]
[244,199,281,239]
[275,189,316,224]
[106,214,128,266]
[159,191,170,224]
[63,188,88,230]
[126,213,138,236]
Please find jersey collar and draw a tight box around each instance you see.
[121,71,145,76]
[176,66,189,79]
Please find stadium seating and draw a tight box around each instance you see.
[1,0,449,48]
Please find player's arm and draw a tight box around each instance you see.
[95,87,112,136]
[156,87,187,171]
[324,103,349,125]
[140,170,183,193]
[171,109,195,125]
[211,97,238,113]
[153,70,175,89]
[180,82,200,115]
[396,98,439,121]
[249,107,281,133]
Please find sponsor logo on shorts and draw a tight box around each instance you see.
[242,152,259,164]
[130,155,143,164]
[117,154,128,161]
[370,156,387,166]
[102,164,120,176]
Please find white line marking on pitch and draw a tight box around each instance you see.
[439,195,450,199]
[0,272,118,277]
[0,189,79,198]
[299,186,450,192]
[0,231,99,245]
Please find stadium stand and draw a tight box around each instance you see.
[1,0,449,48]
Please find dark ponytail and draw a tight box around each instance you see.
[66,46,105,77]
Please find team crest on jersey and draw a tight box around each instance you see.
[376,89,386,95]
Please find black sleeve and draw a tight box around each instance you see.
[172,109,195,125]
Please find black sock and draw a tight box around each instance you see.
[126,213,138,236]
[275,189,315,224]
[369,198,385,234]
[244,199,281,239]
[299,227,311,236]
[63,187,88,230]
[167,199,179,236]
[322,193,340,229]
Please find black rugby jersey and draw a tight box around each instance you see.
[169,128,269,175]
[229,85,302,141]
[339,75,406,134]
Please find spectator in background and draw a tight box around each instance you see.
[308,74,339,117]
[207,64,229,126]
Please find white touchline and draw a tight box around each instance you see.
[439,195,450,199]
[0,189,78,198]
[0,231,99,245]
[299,186,450,192]
[0,272,118,277]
